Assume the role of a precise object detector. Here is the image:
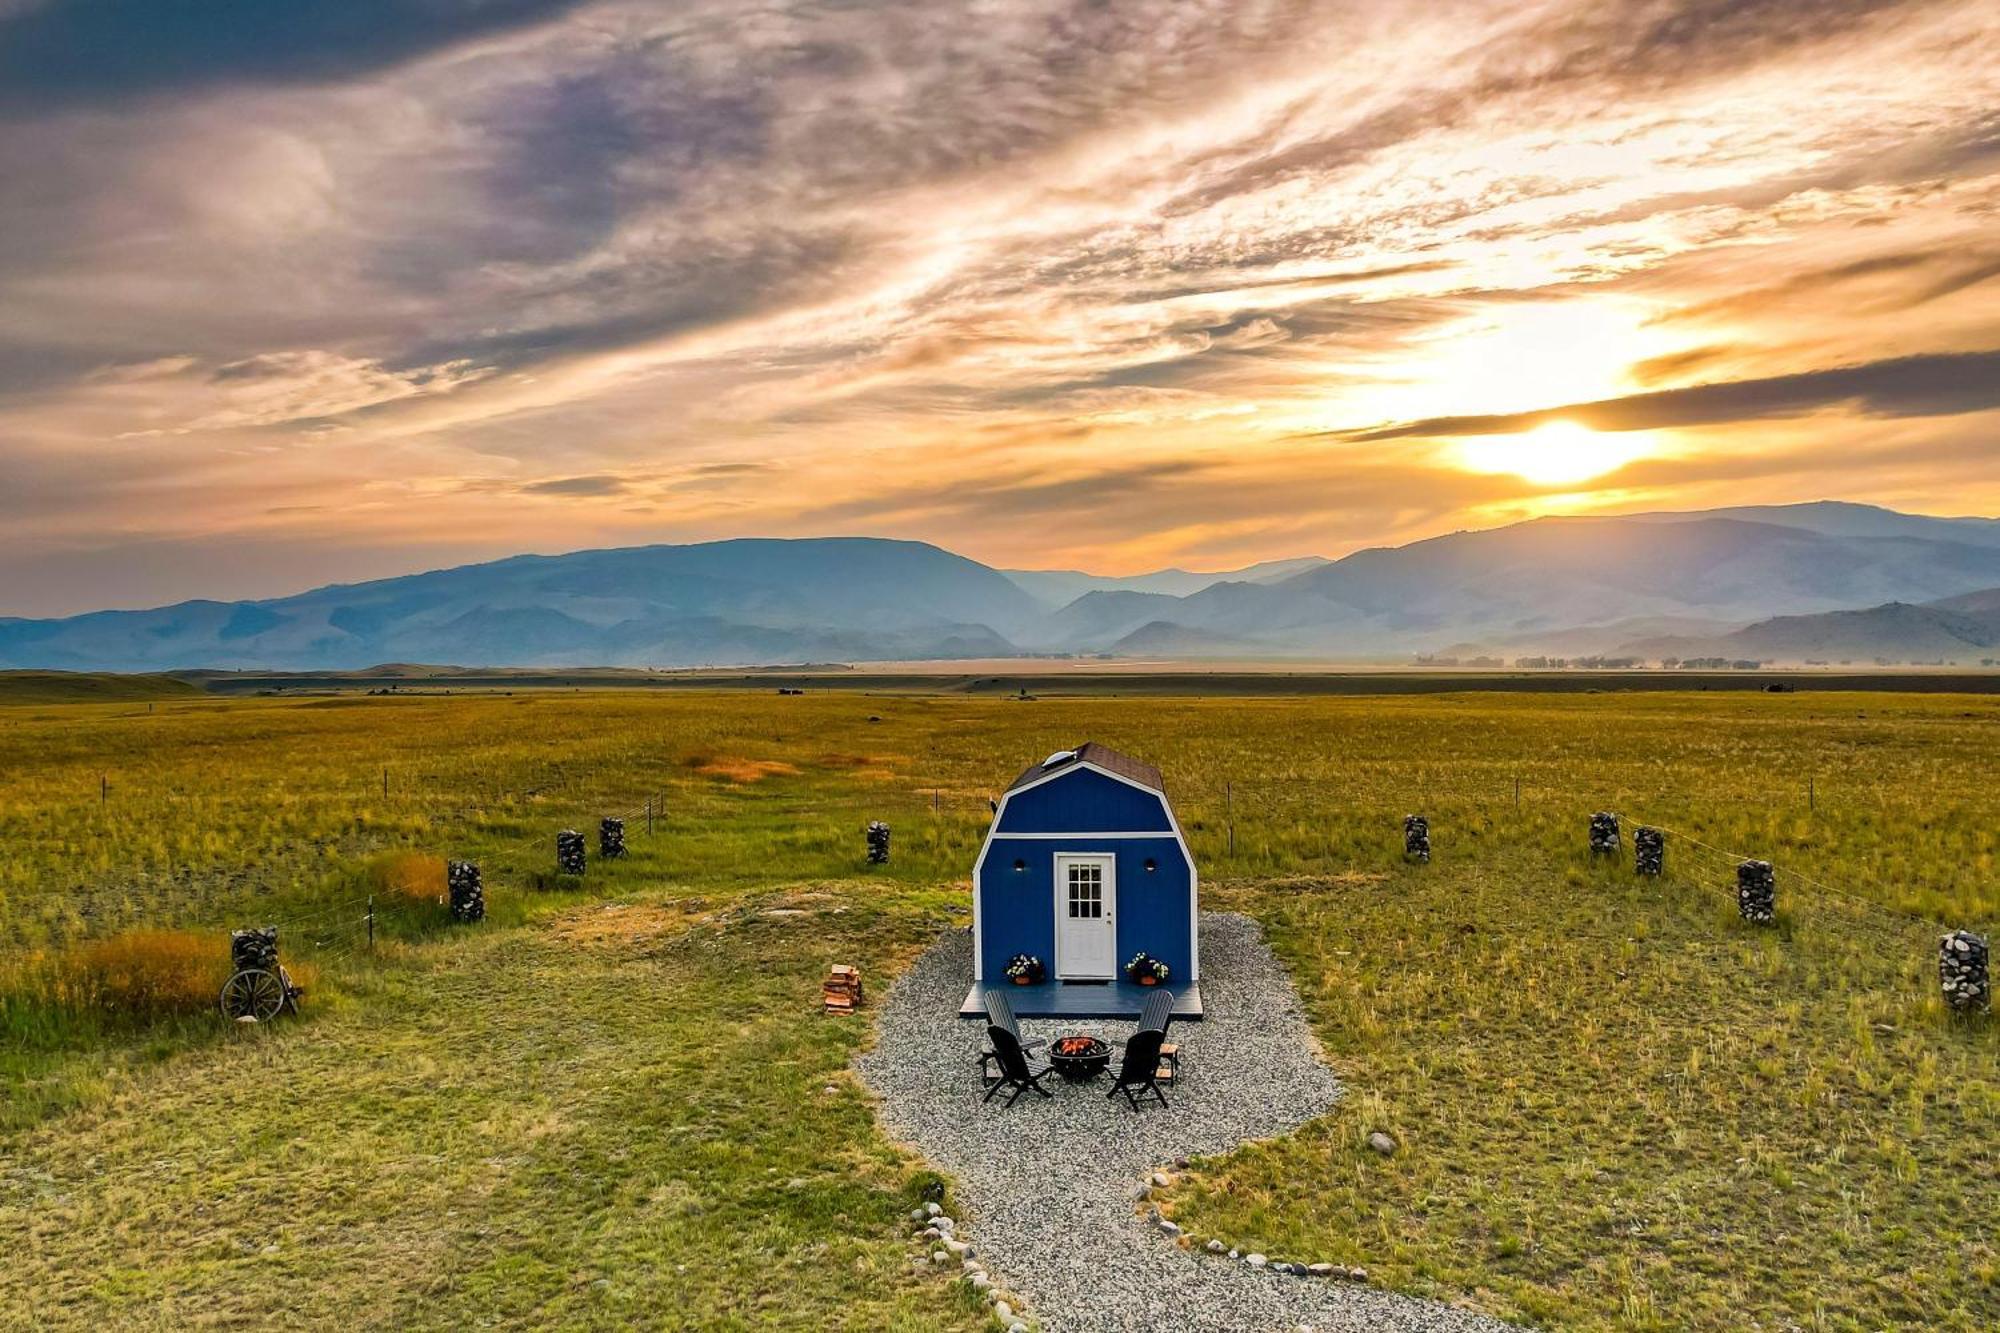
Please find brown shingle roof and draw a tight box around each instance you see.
[1005,741,1165,795]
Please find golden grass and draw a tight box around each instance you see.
[367,850,446,905]
[0,687,1995,1328]
[15,929,230,1019]
[546,901,700,948]
[691,754,801,782]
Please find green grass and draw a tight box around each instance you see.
[0,671,201,706]
[1,688,1996,1328]
[2,879,986,1330]
[1174,862,1998,1331]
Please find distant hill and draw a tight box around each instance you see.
[1106,620,1277,657]
[0,671,202,705]
[1933,586,2000,615]
[1021,590,1185,651]
[1157,511,2000,655]
[0,538,1039,671]
[1002,556,1328,608]
[7,503,2000,670]
[1622,592,2000,664]
[1622,501,2000,548]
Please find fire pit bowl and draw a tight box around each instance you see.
[1047,1033,1111,1082]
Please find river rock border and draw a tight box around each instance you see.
[908,1199,1037,1331]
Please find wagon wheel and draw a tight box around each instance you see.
[220,968,287,1022]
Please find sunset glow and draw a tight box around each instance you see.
[1453,423,1658,488]
[0,1,1997,613]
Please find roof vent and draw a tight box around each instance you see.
[1040,749,1077,769]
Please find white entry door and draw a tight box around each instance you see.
[1054,854,1117,979]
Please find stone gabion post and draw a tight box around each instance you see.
[1940,930,1990,1012]
[230,926,279,973]
[1736,859,1776,924]
[599,816,626,860]
[866,820,891,865]
[1402,814,1430,863]
[447,859,484,922]
[1589,811,1621,856]
[556,828,587,876]
[1634,827,1664,877]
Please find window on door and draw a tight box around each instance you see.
[1067,862,1103,918]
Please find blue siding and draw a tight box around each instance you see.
[996,768,1171,834]
[978,836,1193,983]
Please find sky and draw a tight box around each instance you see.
[2,0,1998,617]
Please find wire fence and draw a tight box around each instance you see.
[29,757,1996,1020]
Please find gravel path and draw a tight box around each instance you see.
[858,912,1515,1333]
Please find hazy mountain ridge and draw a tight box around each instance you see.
[6,504,2000,670]
[1140,513,2000,656]
[0,538,1039,670]
[1001,556,1328,607]
[1620,597,2000,664]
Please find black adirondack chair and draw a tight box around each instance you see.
[1136,987,1181,1083]
[1107,1026,1170,1110]
[983,1023,1054,1106]
[978,987,1045,1085]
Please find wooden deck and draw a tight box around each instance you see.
[958,979,1205,1021]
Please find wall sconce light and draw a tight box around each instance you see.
[1013,858,1027,872]
[1143,857,1158,873]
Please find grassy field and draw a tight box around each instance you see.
[1,688,1995,1329]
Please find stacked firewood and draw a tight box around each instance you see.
[556,829,586,876]
[866,821,891,864]
[448,860,485,922]
[231,926,279,973]
[1736,859,1776,924]
[1940,930,1990,1012]
[1403,814,1431,863]
[823,963,863,1014]
[599,817,626,860]
[1588,812,1621,856]
[1634,827,1664,877]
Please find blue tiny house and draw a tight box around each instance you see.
[961,742,1203,1020]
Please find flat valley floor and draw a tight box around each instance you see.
[2,687,1995,1329]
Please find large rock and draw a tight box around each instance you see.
[1736,859,1776,924]
[556,828,587,876]
[1589,812,1621,856]
[230,926,279,972]
[1634,826,1664,877]
[1940,929,1990,1012]
[447,860,485,922]
[1403,814,1431,864]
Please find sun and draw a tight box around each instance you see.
[1450,420,1653,487]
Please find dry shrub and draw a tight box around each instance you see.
[38,929,231,1018]
[689,755,800,783]
[370,851,446,904]
[548,901,700,948]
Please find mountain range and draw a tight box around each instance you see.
[5,502,2000,671]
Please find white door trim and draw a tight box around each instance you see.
[1053,853,1117,980]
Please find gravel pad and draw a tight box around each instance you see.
[858,912,1514,1332]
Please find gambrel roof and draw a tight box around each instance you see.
[1005,741,1165,796]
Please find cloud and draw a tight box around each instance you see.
[1341,350,2000,440]
[2,0,2000,613]
[0,0,591,112]
[1659,251,2000,326]
[521,474,629,496]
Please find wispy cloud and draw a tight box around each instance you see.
[0,0,1997,612]
[1342,350,2000,440]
